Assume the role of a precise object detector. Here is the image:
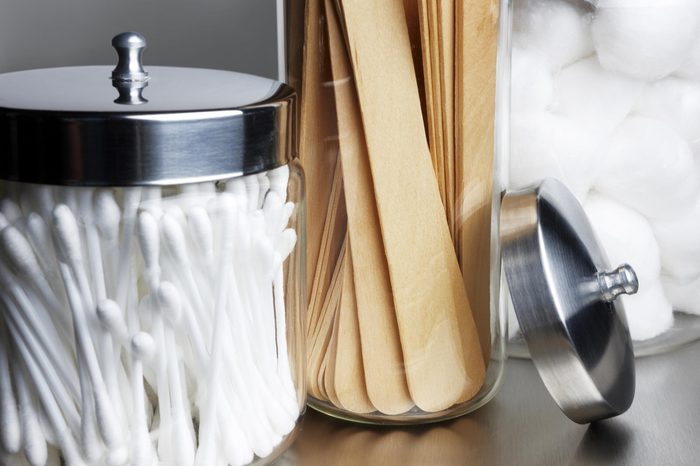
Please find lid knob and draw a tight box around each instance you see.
[598,264,639,303]
[111,32,149,105]
[111,32,149,82]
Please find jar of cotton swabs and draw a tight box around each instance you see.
[0,32,306,466]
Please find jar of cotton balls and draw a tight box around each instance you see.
[509,0,700,356]
[0,32,306,466]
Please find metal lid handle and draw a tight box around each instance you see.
[111,32,149,105]
[111,32,149,82]
[598,264,639,303]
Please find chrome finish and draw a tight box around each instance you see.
[598,265,639,303]
[0,33,296,186]
[111,32,149,105]
[501,178,636,424]
[111,32,149,82]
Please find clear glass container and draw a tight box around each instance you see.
[507,0,700,358]
[0,32,306,466]
[289,0,512,424]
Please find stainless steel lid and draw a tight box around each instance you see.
[501,178,637,424]
[0,32,295,186]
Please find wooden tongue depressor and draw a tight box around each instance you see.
[437,0,456,239]
[323,283,342,408]
[336,0,485,412]
[307,236,346,400]
[300,0,341,302]
[455,0,500,362]
[306,160,346,341]
[332,241,375,414]
[325,0,412,415]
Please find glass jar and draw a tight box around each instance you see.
[507,0,700,357]
[0,33,306,466]
[289,0,512,424]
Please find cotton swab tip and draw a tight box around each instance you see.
[52,204,83,263]
[94,191,121,240]
[131,333,156,362]
[96,299,124,332]
[106,445,130,466]
[157,281,183,325]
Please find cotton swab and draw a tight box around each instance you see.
[157,282,195,466]
[1,198,23,224]
[11,360,48,466]
[5,313,86,466]
[95,300,128,427]
[186,206,215,270]
[0,225,71,335]
[78,189,108,305]
[1,295,80,433]
[136,212,174,465]
[129,332,157,466]
[52,205,96,316]
[93,190,121,298]
[267,165,290,199]
[115,188,142,325]
[57,260,127,466]
[0,319,22,455]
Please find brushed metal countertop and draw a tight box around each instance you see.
[282,340,700,465]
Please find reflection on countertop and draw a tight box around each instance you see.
[281,340,700,465]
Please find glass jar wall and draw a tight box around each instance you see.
[292,0,512,424]
[0,164,306,465]
[507,0,700,357]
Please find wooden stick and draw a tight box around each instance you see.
[455,0,500,363]
[299,0,342,302]
[326,0,413,415]
[333,241,375,414]
[336,0,485,413]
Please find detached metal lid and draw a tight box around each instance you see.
[0,32,295,186]
[501,178,637,424]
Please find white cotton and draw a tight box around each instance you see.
[591,0,700,80]
[635,78,700,150]
[675,35,700,80]
[552,57,644,138]
[513,0,594,70]
[651,196,700,282]
[594,116,700,220]
[510,112,601,201]
[619,281,674,341]
[583,194,672,340]
[511,48,554,114]
[661,274,700,316]
[584,193,661,286]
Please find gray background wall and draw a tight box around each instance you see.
[0,0,279,78]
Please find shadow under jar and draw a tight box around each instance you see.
[0,32,306,466]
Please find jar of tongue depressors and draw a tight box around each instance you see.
[0,33,306,466]
[288,0,688,426]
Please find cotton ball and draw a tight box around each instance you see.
[675,35,700,80]
[651,196,700,282]
[662,274,700,315]
[510,112,601,201]
[584,193,661,285]
[584,194,672,340]
[513,0,594,70]
[512,48,554,114]
[636,78,700,150]
[595,116,700,220]
[620,281,674,341]
[591,0,700,80]
[553,57,643,138]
